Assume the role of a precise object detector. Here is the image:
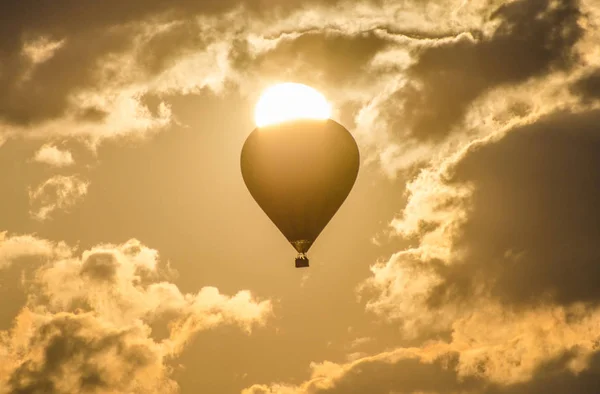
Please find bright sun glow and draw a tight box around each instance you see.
[254,83,332,128]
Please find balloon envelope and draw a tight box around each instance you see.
[241,119,359,253]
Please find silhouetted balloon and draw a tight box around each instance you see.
[241,119,359,266]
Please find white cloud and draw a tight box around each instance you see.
[28,175,89,221]
[33,144,74,167]
[0,235,273,393]
[0,232,71,270]
[22,37,66,65]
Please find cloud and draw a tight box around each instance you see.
[0,1,334,142]
[0,0,552,149]
[242,348,472,394]
[0,0,594,181]
[0,0,589,180]
[237,105,600,394]
[431,110,600,307]
[244,346,600,394]
[355,108,600,346]
[230,29,391,90]
[0,232,70,270]
[28,175,89,221]
[229,0,591,175]
[35,239,273,341]
[243,301,600,393]
[2,2,600,393]
[402,0,581,138]
[237,4,600,391]
[394,109,600,308]
[0,235,272,393]
[21,36,66,65]
[343,0,585,177]
[572,68,600,101]
[3,311,177,394]
[33,145,74,167]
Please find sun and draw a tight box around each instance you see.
[254,83,332,128]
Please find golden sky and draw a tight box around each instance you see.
[2,0,600,393]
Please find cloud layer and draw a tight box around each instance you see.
[0,235,272,393]
[28,175,89,221]
[3,0,600,392]
[244,108,600,392]
[239,1,600,392]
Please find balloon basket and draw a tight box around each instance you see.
[295,253,309,268]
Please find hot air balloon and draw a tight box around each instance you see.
[241,118,359,268]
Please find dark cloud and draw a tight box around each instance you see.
[0,0,354,128]
[7,313,169,394]
[0,27,132,126]
[0,0,343,43]
[76,107,109,123]
[80,251,118,282]
[316,352,483,394]
[425,109,600,307]
[248,348,600,394]
[231,30,390,86]
[3,0,584,137]
[136,21,211,76]
[486,351,600,394]
[383,0,582,142]
[572,68,600,101]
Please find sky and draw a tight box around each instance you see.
[1,0,600,392]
